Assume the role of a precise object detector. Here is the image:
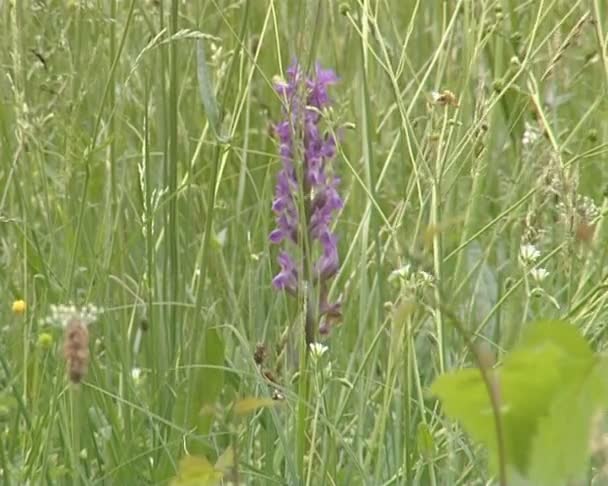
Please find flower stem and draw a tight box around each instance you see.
[296,342,311,481]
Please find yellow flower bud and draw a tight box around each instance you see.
[12,299,26,315]
[37,332,53,350]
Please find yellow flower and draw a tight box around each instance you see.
[12,299,26,315]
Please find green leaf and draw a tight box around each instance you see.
[527,358,608,486]
[431,368,497,462]
[233,397,279,416]
[516,319,592,361]
[170,455,222,486]
[431,320,605,480]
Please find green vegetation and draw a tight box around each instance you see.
[1,1,608,484]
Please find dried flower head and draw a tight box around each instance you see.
[431,89,459,108]
[63,317,90,384]
[254,343,267,366]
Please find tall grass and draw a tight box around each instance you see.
[1,0,608,484]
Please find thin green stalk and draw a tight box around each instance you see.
[304,365,322,485]
[430,106,451,375]
[167,0,180,352]
[296,352,311,482]
[411,335,438,486]
[358,6,385,322]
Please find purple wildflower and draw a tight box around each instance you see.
[269,61,343,336]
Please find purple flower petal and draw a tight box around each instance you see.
[314,230,339,280]
[272,251,298,294]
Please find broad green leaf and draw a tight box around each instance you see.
[233,397,278,416]
[170,455,222,486]
[431,368,497,464]
[516,320,592,361]
[431,320,602,479]
[527,357,608,485]
[500,321,595,471]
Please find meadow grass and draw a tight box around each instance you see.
[1,0,608,484]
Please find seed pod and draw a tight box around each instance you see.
[63,317,90,384]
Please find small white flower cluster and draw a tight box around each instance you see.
[43,303,103,328]
[578,195,600,222]
[309,342,333,377]
[530,267,550,283]
[308,342,333,388]
[388,264,435,290]
[519,243,540,265]
[519,243,550,284]
[522,122,540,146]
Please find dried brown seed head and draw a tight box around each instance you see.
[253,343,267,366]
[63,318,90,384]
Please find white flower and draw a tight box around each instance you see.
[530,267,550,283]
[388,264,411,283]
[522,122,539,146]
[579,195,600,221]
[309,342,328,359]
[418,270,434,284]
[519,244,540,265]
[131,367,142,382]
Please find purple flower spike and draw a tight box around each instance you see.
[269,60,343,338]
